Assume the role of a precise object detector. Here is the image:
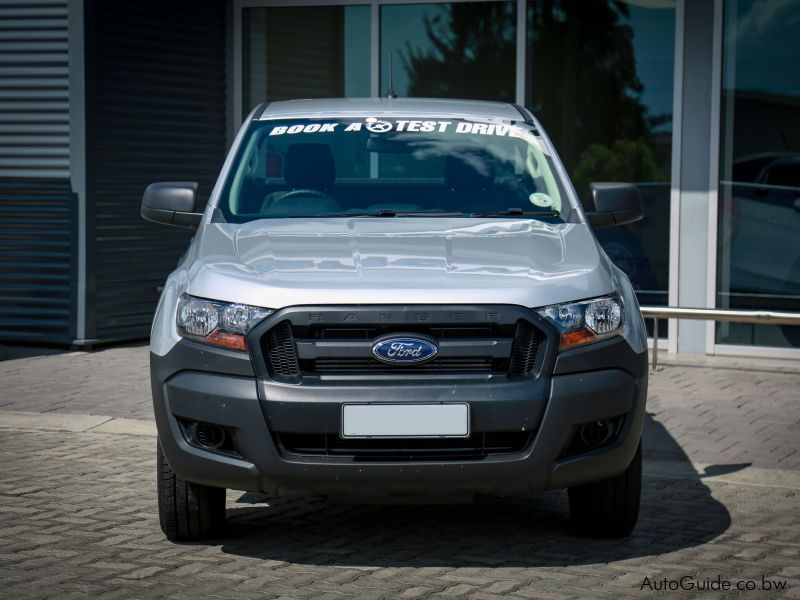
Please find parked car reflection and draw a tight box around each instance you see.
[719,154,800,346]
[595,183,670,309]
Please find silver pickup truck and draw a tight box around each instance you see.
[142,98,648,542]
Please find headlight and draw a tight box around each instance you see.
[177,294,273,351]
[537,294,623,350]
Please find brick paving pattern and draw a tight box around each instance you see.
[1,429,799,599]
[0,344,151,419]
[1,345,799,598]
[645,358,800,471]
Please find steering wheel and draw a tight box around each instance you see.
[260,188,337,215]
[278,188,333,201]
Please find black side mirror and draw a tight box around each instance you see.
[141,182,202,229]
[584,182,643,229]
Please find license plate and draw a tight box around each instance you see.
[341,403,470,438]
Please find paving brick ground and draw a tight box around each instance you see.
[0,344,152,420]
[1,344,799,598]
[645,356,800,471]
[1,429,798,599]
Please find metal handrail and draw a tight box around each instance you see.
[639,306,800,370]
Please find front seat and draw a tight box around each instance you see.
[444,151,496,192]
[443,151,497,212]
[261,143,342,216]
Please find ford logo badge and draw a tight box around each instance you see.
[372,336,439,365]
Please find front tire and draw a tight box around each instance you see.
[157,439,226,541]
[568,442,642,538]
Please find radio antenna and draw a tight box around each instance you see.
[386,52,398,99]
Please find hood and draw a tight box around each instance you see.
[185,218,615,309]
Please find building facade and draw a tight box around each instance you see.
[0,0,798,358]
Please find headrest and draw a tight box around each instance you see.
[444,151,495,190]
[284,143,335,190]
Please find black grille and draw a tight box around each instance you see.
[265,320,300,378]
[510,321,543,375]
[260,313,545,380]
[275,431,534,461]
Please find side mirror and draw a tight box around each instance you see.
[584,182,643,229]
[141,182,202,229]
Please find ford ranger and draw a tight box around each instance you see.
[142,98,648,541]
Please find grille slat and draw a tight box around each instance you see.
[276,431,533,461]
[312,357,493,373]
[265,320,300,379]
[314,325,496,340]
[510,321,542,375]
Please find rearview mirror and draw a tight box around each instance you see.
[366,135,415,154]
[584,182,643,229]
[141,182,202,229]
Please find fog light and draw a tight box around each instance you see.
[187,422,226,450]
[579,419,614,447]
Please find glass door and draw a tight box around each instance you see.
[716,0,800,350]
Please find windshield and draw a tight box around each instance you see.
[216,117,573,223]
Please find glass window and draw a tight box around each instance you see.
[242,5,370,115]
[526,0,675,334]
[717,0,800,348]
[380,2,517,101]
[217,117,572,223]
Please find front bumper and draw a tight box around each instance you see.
[151,331,648,496]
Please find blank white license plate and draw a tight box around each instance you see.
[341,403,470,438]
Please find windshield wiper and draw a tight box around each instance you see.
[391,211,464,217]
[282,211,396,218]
[469,208,561,218]
[284,210,464,218]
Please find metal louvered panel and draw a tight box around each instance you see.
[0,0,70,179]
[0,178,73,342]
[260,6,345,101]
[90,0,227,341]
[0,0,73,343]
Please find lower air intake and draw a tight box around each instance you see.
[275,431,534,461]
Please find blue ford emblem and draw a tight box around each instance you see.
[372,336,438,365]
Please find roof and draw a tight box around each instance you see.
[258,98,529,122]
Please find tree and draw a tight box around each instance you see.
[401,1,669,179]
[573,139,666,198]
[526,0,653,171]
[400,3,517,102]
